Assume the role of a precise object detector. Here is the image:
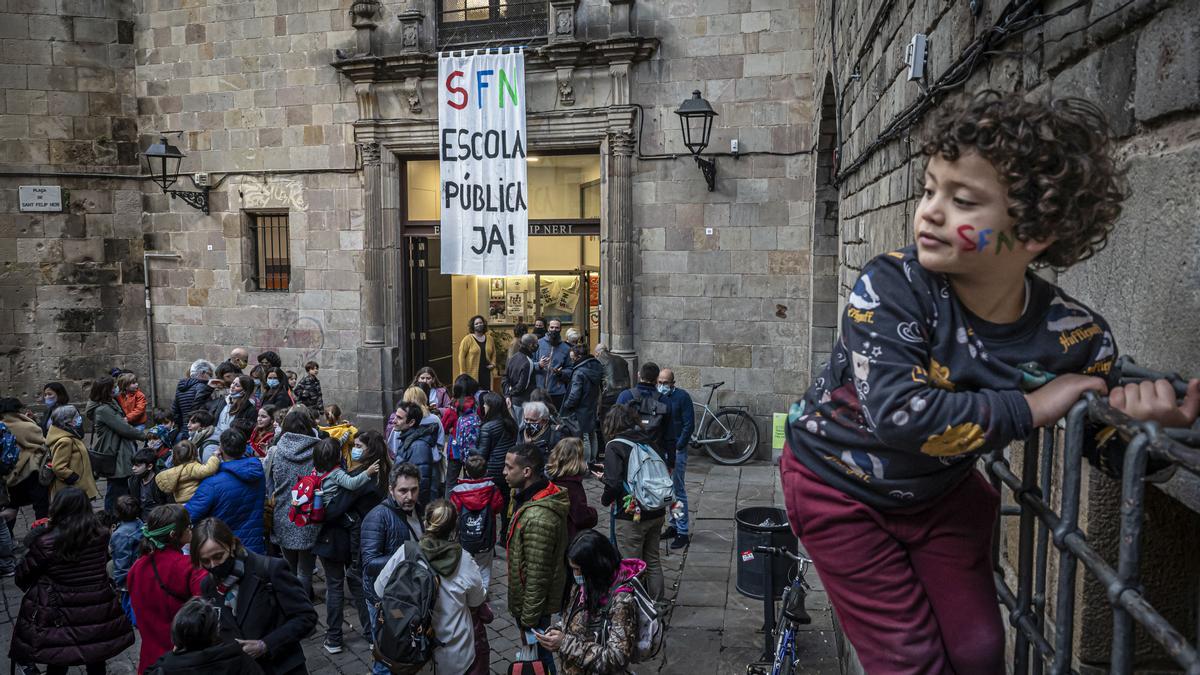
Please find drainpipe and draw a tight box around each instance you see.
[143,252,181,409]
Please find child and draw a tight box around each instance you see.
[186,409,219,460]
[448,454,504,590]
[117,372,148,428]
[110,495,143,626]
[781,93,1200,675]
[154,440,220,504]
[250,404,277,457]
[149,407,179,449]
[318,404,358,463]
[286,369,299,391]
[295,360,324,410]
[128,448,168,512]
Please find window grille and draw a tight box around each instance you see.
[437,0,548,48]
[249,213,290,292]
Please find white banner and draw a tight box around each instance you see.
[438,49,528,276]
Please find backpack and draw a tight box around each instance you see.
[602,575,665,663]
[0,422,19,475]
[287,470,332,527]
[614,438,674,511]
[448,407,481,461]
[628,390,669,442]
[373,540,440,674]
[457,495,496,555]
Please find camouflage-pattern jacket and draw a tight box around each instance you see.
[558,559,645,675]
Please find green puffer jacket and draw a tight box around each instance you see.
[506,481,570,628]
[84,400,145,479]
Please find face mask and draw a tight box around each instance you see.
[112,386,120,397]
[229,391,243,400]
[266,378,280,389]
[351,447,365,462]
[44,395,56,406]
[273,424,282,437]
[525,421,544,435]
[418,382,431,395]
[573,574,586,587]
[533,327,546,338]
[148,439,162,449]
[207,555,237,580]
[474,324,486,334]
[74,415,84,428]
[657,384,673,396]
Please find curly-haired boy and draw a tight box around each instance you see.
[782,92,1200,674]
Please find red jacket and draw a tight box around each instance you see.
[119,390,148,426]
[127,547,208,673]
[249,426,274,457]
[449,476,505,513]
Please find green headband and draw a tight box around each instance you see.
[141,522,178,549]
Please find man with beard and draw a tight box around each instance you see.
[533,319,573,410]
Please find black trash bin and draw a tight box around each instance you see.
[734,506,797,600]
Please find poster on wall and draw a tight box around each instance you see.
[438,48,529,276]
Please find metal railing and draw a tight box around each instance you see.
[984,356,1200,674]
[436,0,548,48]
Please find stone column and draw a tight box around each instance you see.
[604,130,636,370]
[357,141,389,429]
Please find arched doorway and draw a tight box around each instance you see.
[809,73,840,374]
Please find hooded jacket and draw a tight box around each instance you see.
[2,411,46,490]
[561,355,604,435]
[559,558,646,675]
[186,456,267,554]
[146,641,264,675]
[172,377,213,430]
[155,454,221,503]
[85,399,145,479]
[46,423,98,499]
[267,431,320,550]
[10,526,135,666]
[506,480,571,627]
[388,423,438,504]
[360,495,423,602]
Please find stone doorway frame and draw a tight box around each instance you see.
[809,72,842,373]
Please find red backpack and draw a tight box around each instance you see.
[288,470,332,526]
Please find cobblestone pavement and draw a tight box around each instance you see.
[0,453,840,674]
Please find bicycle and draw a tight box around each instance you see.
[747,545,813,675]
[689,381,760,465]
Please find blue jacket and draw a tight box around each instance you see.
[186,456,266,554]
[662,386,695,452]
[171,377,212,430]
[360,496,422,602]
[388,423,438,505]
[110,519,143,588]
[561,355,604,435]
[533,336,573,396]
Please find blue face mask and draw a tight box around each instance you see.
[657,384,673,396]
[73,415,83,428]
[229,391,243,399]
[266,378,280,389]
[573,574,585,587]
[351,447,365,462]
[44,396,56,406]
[112,386,120,397]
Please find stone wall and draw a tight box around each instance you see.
[629,0,817,450]
[812,0,1200,669]
[134,0,366,414]
[0,0,147,405]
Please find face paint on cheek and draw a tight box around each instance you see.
[956,224,978,252]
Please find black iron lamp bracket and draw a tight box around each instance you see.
[170,187,210,214]
[695,155,716,191]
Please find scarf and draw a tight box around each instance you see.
[419,536,462,577]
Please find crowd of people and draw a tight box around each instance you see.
[0,333,694,674]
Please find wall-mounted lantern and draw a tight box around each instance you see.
[675,90,718,191]
[141,136,210,214]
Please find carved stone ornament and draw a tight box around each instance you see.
[355,82,378,120]
[556,9,573,35]
[556,67,575,106]
[358,141,382,165]
[402,23,418,47]
[406,77,423,114]
[397,9,424,54]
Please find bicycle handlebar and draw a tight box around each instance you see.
[752,545,810,564]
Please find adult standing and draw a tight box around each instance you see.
[458,315,498,390]
[215,375,258,437]
[508,322,529,359]
[193,517,317,675]
[360,463,424,675]
[186,429,267,554]
[594,344,630,452]
[10,487,135,675]
[85,376,148,511]
[127,505,208,674]
[601,404,666,601]
[477,392,517,509]
[386,401,438,504]
[616,362,673,462]
[410,367,450,413]
[173,359,215,430]
[45,405,97,499]
[1,397,48,522]
[40,382,69,435]
[267,409,321,595]
[503,444,570,673]
[534,319,573,409]
[260,367,294,411]
[373,499,486,675]
[656,368,695,549]
[560,344,604,462]
[504,333,538,419]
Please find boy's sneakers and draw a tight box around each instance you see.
[659,525,677,541]
[323,640,343,654]
[670,533,690,550]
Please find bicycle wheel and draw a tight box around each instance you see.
[773,623,798,675]
[702,409,759,465]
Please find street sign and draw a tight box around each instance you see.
[19,185,63,212]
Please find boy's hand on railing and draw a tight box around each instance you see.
[1109,378,1200,429]
[1025,374,1109,428]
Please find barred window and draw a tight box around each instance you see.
[438,0,547,47]
[249,213,290,292]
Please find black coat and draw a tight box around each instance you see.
[199,551,317,675]
[312,471,384,563]
[10,526,135,666]
[146,641,265,675]
[560,356,604,435]
[360,496,423,602]
[478,418,517,483]
[172,377,213,429]
[503,350,536,401]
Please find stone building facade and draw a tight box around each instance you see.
[810,0,1200,670]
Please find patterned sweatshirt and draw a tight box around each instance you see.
[788,246,1116,510]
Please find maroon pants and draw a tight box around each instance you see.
[781,450,1005,675]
